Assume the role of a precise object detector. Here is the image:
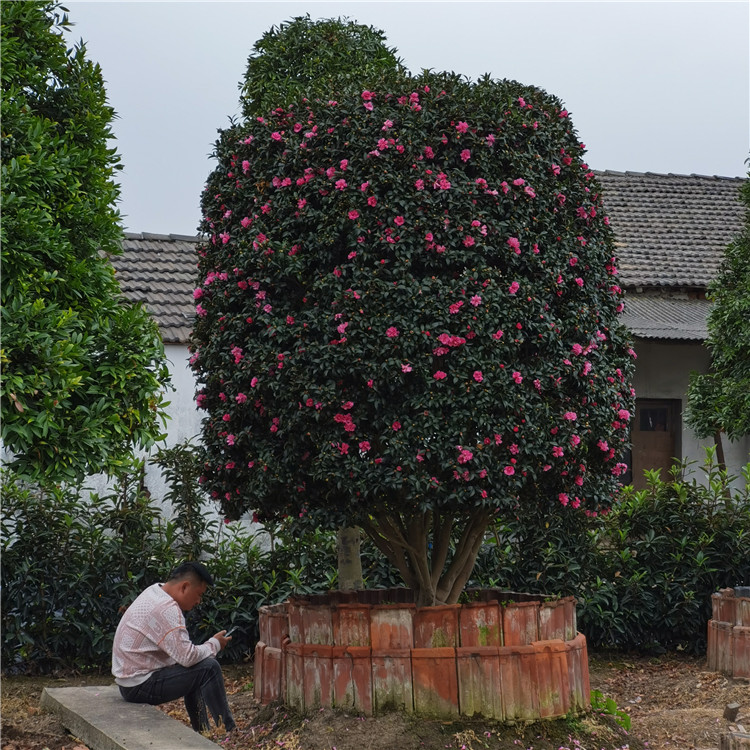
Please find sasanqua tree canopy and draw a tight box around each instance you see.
[191,70,635,605]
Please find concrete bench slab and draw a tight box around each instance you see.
[40,685,218,750]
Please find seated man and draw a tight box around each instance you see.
[112,561,235,734]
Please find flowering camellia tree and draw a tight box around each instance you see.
[191,71,635,606]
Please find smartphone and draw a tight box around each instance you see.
[224,626,238,637]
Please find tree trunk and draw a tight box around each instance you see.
[714,430,727,472]
[337,526,363,591]
[361,508,493,605]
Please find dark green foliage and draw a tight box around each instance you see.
[192,67,635,603]
[577,453,750,653]
[470,499,602,599]
[2,450,747,671]
[0,1,171,483]
[241,15,406,119]
[154,441,218,561]
[686,171,750,442]
[0,467,175,673]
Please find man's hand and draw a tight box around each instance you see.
[213,630,232,650]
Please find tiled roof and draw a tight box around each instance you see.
[620,295,711,341]
[115,232,199,343]
[112,172,746,344]
[597,171,744,288]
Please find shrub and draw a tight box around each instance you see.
[578,452,750,653]
[0,467,176,673]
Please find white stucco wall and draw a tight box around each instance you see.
[633,339,750,487]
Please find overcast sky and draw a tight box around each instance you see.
[64,1,749,237]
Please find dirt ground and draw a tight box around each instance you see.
[2,653,748,750]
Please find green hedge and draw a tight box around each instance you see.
[2,450,748,673]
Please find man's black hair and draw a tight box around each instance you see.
[169,561,215,586]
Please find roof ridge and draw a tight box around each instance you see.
[123,232,201,242]
[595,169,745,181]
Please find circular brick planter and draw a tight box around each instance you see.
[707,587,750,679]
[254,588,590,720]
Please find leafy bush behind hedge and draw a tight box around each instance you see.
[2,450,747,673]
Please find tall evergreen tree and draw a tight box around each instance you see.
[1,1,171,483]
[686,171,750,457]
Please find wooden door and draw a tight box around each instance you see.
[631,400,679,490]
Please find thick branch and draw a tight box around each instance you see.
[430,511,453,589]
[436,509,492,600]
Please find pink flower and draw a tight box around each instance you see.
[572,343,583,355]
[359,440,371,452]
[449,301,463,314]
[235,393,247,404]
[552,446,564,457]
[473,370,483,383]
[241,160,250,174]
[401,363,412,373]
[361,90,374,101]
[338,442,349,455]
[271,131,282,141]
[507,237,521,254]
[394,215,405,226]
[250,377,258,388]
[508,281,520,295]
[367,196,378,207]
[570,434,581,447]
[335,179,347,191]
[348,209,360,220]
[512,371,523,384]
[457,448,473,464]
[575,277,584,287]
[463,236,475,247]
[386,326,399,338]
[286,315,295,325]
[563,411,577,421]
[433,370,447,380]
[492,329,504,340]
[226,435,235,446]
[392,420,401,431]
[460,149,471,162]
[618,409,631,420]
[456,121,469,133]
[415,178,425,190]
[222,413,231,422]
[504,466,515,476]
[433,173,451,190]
[558,493,569,506]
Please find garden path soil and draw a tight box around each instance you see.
[2,653,748,750]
